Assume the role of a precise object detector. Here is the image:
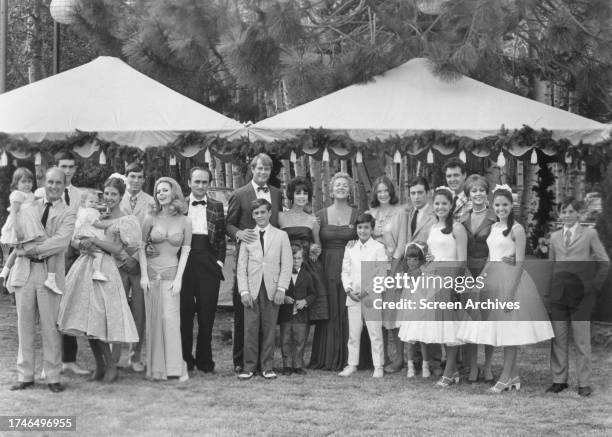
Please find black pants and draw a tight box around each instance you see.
[181,235,222,371]
[232,281,244,368]
[62,335,78,363]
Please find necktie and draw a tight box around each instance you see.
[410,208,418,236]
[130,195,137,212]
[41,202,52,228]
[565,229,572,247]
[257,186,269,193]
[260,230,265,253]
[191,200,207,206]
[64,188,70,206]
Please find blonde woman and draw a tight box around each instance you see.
[139,177,192,381]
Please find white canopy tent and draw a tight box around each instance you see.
[0,56,246,154]
[251,58,608,149]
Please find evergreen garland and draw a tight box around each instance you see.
[528,152,557,252]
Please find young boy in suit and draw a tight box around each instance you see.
[237,199,292,380]
[279,245,316,376]
[339,213,388,378]
[547,197,609,397]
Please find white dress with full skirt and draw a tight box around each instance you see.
[457,223,554,346]
[398,222,464,346]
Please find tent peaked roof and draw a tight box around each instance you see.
[252,58,607,145]
[0,56,245,148]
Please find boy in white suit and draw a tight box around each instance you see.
[237,199,292,380]
[340,213,388,378]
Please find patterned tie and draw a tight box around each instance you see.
[41,202,52,228]
[64,188,70,206]
[130,195,137,212]
[565,229,572,248]
[260,230,265,253]
[410,209,418,236]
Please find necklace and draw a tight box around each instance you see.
[472,206,487,214]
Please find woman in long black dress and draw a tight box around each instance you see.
[278,177,328,326]
[309,172,359,371]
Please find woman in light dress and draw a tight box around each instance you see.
[139,177,192,381]
[458,185,553,392]
[366,176,405,372]
[399,186,467,387]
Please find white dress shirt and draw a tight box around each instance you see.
[252,180,271,203]
[188,193,208,235]
[341,237,388,305]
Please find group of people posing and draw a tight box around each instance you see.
[2,152,609,397]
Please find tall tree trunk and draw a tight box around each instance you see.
[25,0,44,83]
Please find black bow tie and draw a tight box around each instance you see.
[191,200,207,206]
[257,186,269,193]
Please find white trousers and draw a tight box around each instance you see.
[347,305,383,368]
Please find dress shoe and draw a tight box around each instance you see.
[187,362,195,371]
[338,365,357,377]
[196,364,215,373]
[48,383,65,393]
[292,368,306,375]
[62,362,91,375]
[578,386,592,397]
[103,366,118,383]
[384,361,403,374]
[130,360,145,373]
[281,367,293,376]
[234,365,243,374]
[262,370,277,380]
[545,383,569,393]
[10,381,35,391]
[238,371,254,380]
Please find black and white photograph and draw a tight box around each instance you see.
[0,0,611,435]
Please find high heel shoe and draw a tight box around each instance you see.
[436,372,460,387]
[509,376,521,390]
[490,377,518,393]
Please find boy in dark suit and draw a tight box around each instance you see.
[279,245,316,375]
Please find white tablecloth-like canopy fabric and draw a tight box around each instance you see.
[0,56,246,152]
[251,58,607,146]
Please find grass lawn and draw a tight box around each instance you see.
[1,292,611,436]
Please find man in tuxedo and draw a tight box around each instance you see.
[236,199,292,380]
[9,167,76,392]
[35,151,88,376]
[546,197,609,397]
[226,153,282,373]
[181,167,226,372]
[118,162,154,372]
[443,158,470,222]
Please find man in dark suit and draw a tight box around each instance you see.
[181,167,227,373]
[226,153,282,373]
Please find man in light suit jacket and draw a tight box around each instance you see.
[9,168,76,393]
[181,167,226,373]
[546,197,610,397]
[236,199,292,380]
[35,152,88,376]
[226,153,282,373]
[118,162,154,371]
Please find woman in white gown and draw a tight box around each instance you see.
[399,186,467,387]
[458,185,554,393]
